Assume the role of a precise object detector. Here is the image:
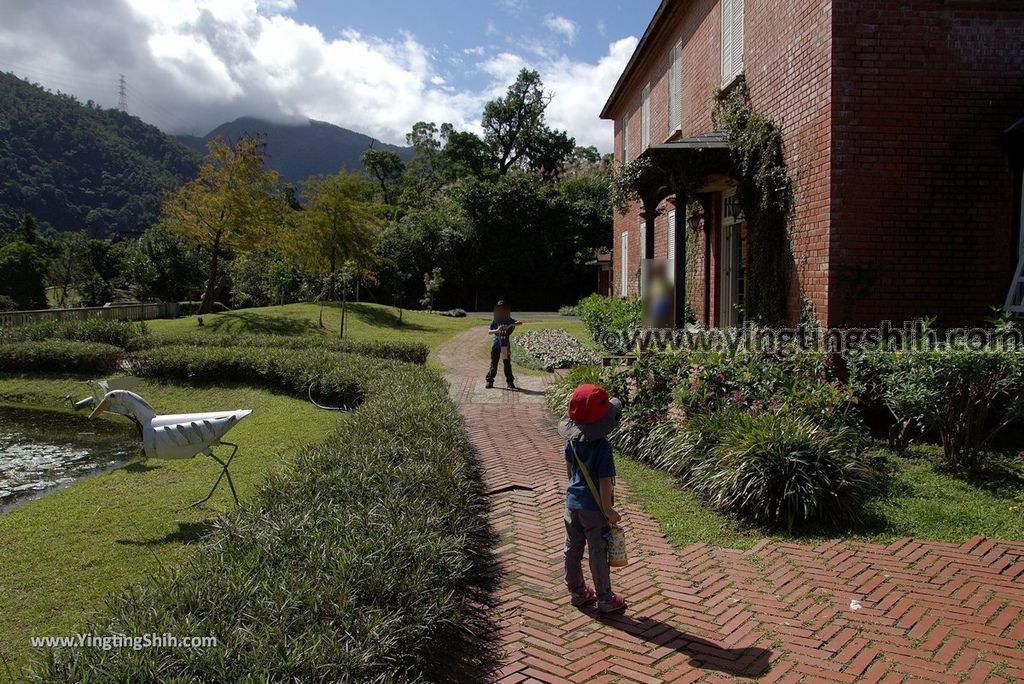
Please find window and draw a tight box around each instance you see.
[641,84,651,150]
[721,0,744,86]
[639,218,647,260]
[620,112,631,161]
[620,231,630,296]
[668,42,682,133]
[666,210,676,284]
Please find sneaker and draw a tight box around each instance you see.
[598,594,627,614]
[570,587,596,607]
[485,381,494,389]
[507,382,517,391]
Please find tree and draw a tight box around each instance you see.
[362,148,405,206]
[48,231,93,306]
[0,241,47,309]
[481,69,574,177]
[406,122,443,178]
[291,169,382,335]
[161,137,283,313]
[440,124,493,179]
[421,268,444,311]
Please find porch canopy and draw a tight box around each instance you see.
[628,131,732,327]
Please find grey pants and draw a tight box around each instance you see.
[564,507,613,603]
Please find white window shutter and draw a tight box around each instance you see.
[641,84,651,149]
[721,0,734,84]
[618,112,626,161]
[669,43,682,132]
[639,219,647,260]
[620,232,630,296]
[732,0,744,76]
[667,210,677,284]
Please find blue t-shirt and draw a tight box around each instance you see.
[564,439,615,511]
[490,317,517,350]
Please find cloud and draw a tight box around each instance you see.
[543,14,579,44]
[0,0,635,151]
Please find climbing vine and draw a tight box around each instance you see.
[609,156,651,214]
[713,75,794,326]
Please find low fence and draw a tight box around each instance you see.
[0,302,179,328]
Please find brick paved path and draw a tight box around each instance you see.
[439,327,1024,684]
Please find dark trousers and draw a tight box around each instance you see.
[486,346,515,384]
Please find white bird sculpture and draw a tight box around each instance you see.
[88,389,251,507]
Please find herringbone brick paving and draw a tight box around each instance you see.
[439,328,1024,683]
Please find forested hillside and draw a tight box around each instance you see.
[0,72,199,237]
[178,117,413,183]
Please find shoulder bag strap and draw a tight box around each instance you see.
[568,440,608,522]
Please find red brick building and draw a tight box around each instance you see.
[601,0,1024,328]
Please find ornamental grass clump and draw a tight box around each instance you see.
[0,319,149,350]
[149,332,430,365]
[0,340,122,374]
[684,409,877,530]
[33,351,496,682]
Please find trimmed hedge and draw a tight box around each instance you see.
[34,349,495,681]
[0,319,149,350]
[0,340,122,375]
[149,332,430,366]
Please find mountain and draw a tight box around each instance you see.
[178,117,414,184]
[0,72,199,237]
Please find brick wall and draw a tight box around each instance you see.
[830,0,1024,327]
[608,0,833,325]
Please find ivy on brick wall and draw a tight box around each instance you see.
[713,76,794,326]
[610,156,652,214]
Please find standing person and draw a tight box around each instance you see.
[558,384,628,614]
[486,300,521,390]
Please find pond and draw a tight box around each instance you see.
[0,405,135,512]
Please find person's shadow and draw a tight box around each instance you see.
[592,610,773,678]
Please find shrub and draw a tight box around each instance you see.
[558,305,577,317]
[876,348,1024,471]
[683,409,877,530]
[434,308,467,318]
[672,350,857,427]
[545,363,604,416]
[515,329,601,371]
[149,332,430,365]
[0,319,149,350]
[576,294,642,352]
[35,350,495,681]
[0,340,121,375]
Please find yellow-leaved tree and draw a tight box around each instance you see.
[162,136,283,313]
[292,169,383,336]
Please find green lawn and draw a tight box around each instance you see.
[149,302,486,361]
[0,376,338,677]
[619,443,1024,551]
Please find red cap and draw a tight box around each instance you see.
[567,384,612,425]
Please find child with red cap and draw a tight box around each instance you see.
[558,383,627,614]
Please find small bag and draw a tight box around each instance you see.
[569,441,628,568]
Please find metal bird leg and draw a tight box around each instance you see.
[188,442,240,508]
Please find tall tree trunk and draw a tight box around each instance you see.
[201,232,222,314]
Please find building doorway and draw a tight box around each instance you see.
[719,190,747,327]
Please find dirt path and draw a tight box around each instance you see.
[439,327,1024,684]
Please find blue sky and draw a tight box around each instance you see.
[0,0,660,150]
